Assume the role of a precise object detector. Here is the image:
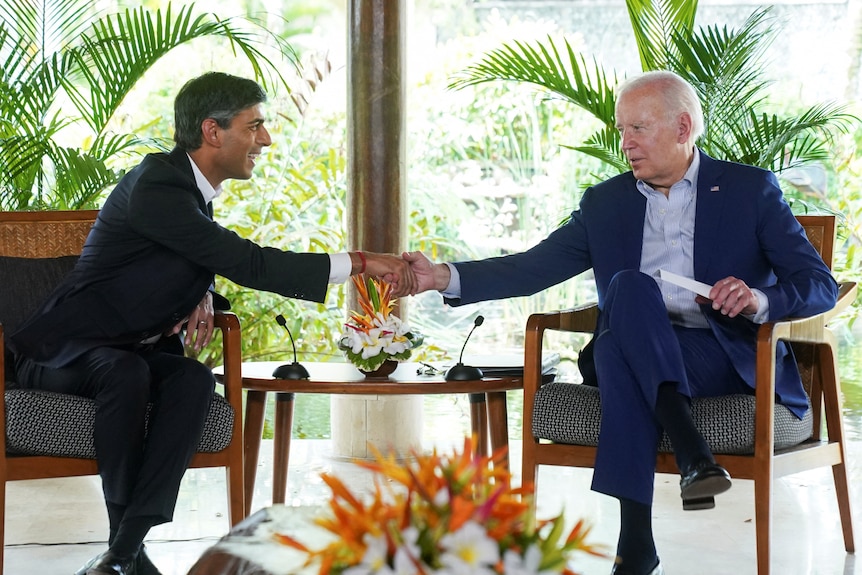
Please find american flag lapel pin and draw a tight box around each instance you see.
[710,185,720,192]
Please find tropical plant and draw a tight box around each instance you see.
[449,0,857,185]
[0,0,296,210]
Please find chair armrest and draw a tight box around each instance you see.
[752,280,856,454]
[213,311,242,409]
[523,303,599,397]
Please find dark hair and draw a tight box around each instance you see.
[173,72,267,151]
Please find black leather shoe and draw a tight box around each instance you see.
[611,559,664,575]
[680,460,731,510]
[77,550,136,575]
[136,545,163,575]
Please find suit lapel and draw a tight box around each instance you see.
[693,151,727,280]
[622,180,647,270]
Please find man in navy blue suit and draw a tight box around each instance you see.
[404,70,837,575]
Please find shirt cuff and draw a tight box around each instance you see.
[745,288,770,324]
[329,253,352,283]
[440,262,462,298]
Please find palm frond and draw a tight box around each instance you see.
[565,126,628,174]
[670,8,775,144]
[49,145,122,209]
[63,2,297,134]
[722,104,856,171]
[449,36,618,125]
[0,0,94,79]
[626,0,697,70]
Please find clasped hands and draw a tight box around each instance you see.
[357,251,449,298]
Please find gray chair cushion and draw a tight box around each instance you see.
[5,389,235,457]
[532,381,812,455]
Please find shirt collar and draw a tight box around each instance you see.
[636,147,700,197]
[187,153,222,204]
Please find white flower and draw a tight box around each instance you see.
[344,533,394,575]
[502,545,554,575]
[439,521,500,575]
[344,315,416,357]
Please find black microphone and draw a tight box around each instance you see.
[445,315,484,381]
[272,314,310,379]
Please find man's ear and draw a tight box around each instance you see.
[201,118,221,148]
[677,112,693,144]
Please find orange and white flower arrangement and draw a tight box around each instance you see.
[274,437,604,575]
[338,275,422,372]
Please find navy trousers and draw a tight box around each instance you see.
[590,270,749,505]
[14,344,214,524]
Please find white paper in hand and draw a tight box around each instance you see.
[658,269,713,299]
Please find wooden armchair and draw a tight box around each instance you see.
[521,214,855,575]
[0,210,245,575]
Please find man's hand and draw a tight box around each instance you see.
[401,251,451,295]
[696,276,758,318]
[166,292,215,352]
[360,252,417,297]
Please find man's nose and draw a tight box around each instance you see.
[258,125,272,147]
[620,131,633,149]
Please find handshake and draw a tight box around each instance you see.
[354,250,449,298]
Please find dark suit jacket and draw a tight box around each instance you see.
[9,148,331,367]
[446,151,838,417]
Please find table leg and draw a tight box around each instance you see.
[243,390,267,516]
[272,392,295,506]
[469,393,489,458]
[486,391,510,470]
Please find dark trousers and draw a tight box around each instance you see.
[591,270,749,505]
[14,345,214,524]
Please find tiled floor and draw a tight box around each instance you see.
[5,435,861,575]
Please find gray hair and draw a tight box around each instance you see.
[616,70,705,144]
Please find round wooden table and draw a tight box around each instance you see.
[228,361,523,516]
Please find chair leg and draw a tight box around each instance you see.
[818,343,856,552]
[754,470,773,575]
[1,478,5,575]
[832,462,856,552]
[521,436,540,515]
[225,443,245,526]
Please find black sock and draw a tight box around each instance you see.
[654,381,713,473]
[109,515,158,558]
[616,498,658,574]
[106,503,126,546]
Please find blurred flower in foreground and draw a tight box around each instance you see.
[274,437,606,574]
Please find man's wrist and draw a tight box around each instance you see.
[349,251,367,275]
[435,263,452,291]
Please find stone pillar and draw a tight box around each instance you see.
[333,0,422,459]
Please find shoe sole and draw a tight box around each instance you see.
[681,474,731,510]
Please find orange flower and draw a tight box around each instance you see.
[274,437,607,574]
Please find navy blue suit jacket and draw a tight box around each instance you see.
[446,151,838,417]
[10,148,331,368]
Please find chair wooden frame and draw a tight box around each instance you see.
[521,215,856,575]
[0,210,245,574]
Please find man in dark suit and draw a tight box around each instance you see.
[8,72,415,575]
[404,70,837,575]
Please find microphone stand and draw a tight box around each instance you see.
[445,315,484,381]
[272,314,310,380]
